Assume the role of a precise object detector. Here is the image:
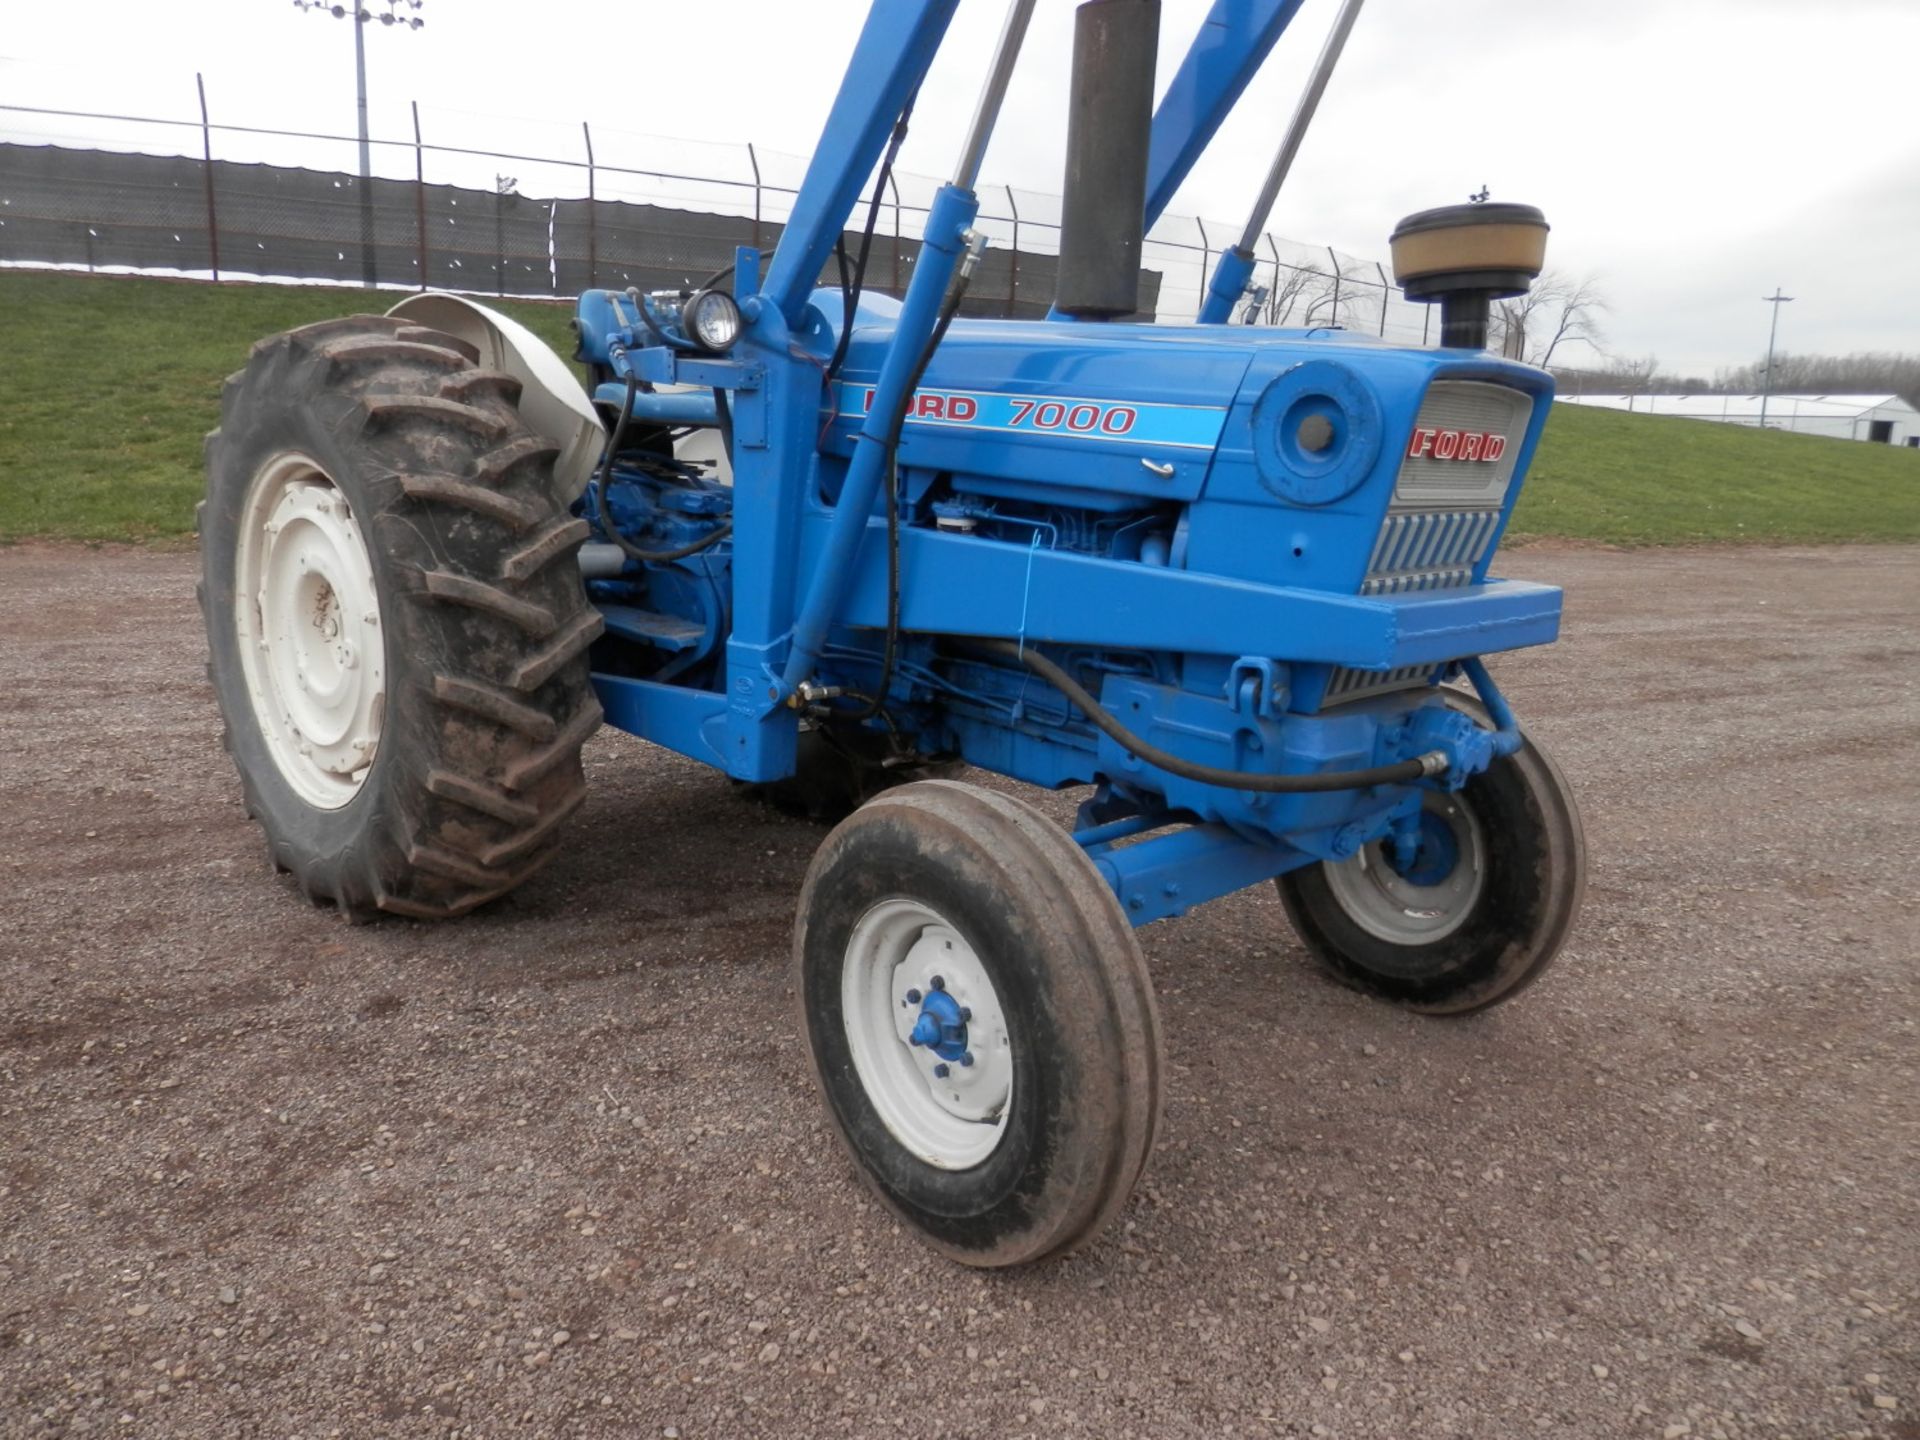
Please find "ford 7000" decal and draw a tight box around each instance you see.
[836,384,1227,450]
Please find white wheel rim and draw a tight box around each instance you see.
[233,452,386,810]
[1324,791,1487,945]
[841,899,1012,1171]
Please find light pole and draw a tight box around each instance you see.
[1759,288,1794,430]
[294,0,425,289]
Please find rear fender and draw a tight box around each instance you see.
[385,292,604,502]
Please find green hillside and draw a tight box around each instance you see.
[1,270,1914,544]
[0,271,573,542]
[1512,400,1918,544]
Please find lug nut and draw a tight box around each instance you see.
[929,975,945,991]
[960,1052,975,1068]
[905,988,922,1004]
[932,1063,950,1079]
[958,1006,971,1022]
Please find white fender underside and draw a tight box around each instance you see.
[385,292,605,502]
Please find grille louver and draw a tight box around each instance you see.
[1360,509,1504,595]
[1323,382,1533,704]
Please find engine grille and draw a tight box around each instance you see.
[1323,661,1437,703]
[1323,382,1532,704]
[1360,508,1504,595]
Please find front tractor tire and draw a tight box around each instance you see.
[795,781,1164,1267]
[200,315,604,920]
[1277,696,1586,1015]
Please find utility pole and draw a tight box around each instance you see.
[294,0,426,289]
[1759,288,1794,430]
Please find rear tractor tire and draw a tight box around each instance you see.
[795,780,1163,1267]
[1277,695,1586,1015]
[199,314,604,920]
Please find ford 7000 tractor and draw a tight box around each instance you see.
[200,0,1585,1265]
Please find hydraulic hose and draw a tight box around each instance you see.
[828,93,917,385]
[964,638,1447,794]
[594,375,732,564]
[838,270,973,723]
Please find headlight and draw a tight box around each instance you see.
[681,289,742,353]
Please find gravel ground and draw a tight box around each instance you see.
[1,542,1915,1440]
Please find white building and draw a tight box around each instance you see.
[1555,392,1920,447]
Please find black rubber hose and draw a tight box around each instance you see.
[963,638,1445,794]
[594,376,732,565]
[838,269,972,723]
[827,94,916,385]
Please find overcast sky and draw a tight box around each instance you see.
[6,0,1916,375]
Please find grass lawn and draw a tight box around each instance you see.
[1511,400,1920,544]
[0,271,573,543]
[2,269,1915,545]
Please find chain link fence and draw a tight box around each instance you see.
[0,78,1431,340]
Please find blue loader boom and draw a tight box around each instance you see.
[200,0,1587,1268]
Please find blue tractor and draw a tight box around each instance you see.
[199,0,1585,1266]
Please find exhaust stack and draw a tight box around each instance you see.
[1056,0,1160,319]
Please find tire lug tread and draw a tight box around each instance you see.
[502,516,591,584]
[509,609,605,692]
[416,568,557,635]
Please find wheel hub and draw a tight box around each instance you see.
[905,977,973,1064]
[1386,809,1461,887]
[842,901,1012,1170]
[234,454,386,810]
[890,928,1008,1124]
[1323,791,1487,944]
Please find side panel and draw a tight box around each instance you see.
[823,319,1254,504]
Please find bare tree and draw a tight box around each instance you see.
[1492,289,1552,362]
[1492,270,1608,366]
[1244,262,1343,329]
[1299,274,1343,328]
[1714,350,1920,404]
[1260,263,1325,326]
[1616,354,1661,389]
[1535,273,1608,368]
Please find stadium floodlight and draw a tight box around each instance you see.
[293,0,427,286]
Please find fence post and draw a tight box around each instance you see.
[746,142,762,255]
[494,179,506,297]
[1326,246,1341,327]
[1004,185,1020,318]
[1265,233,1282,324]
[1374,261,1389,336]
[582,121,598,289]
[196,73,220,282]
[887,173,902,295]
[1196,217,1212,321]
[412,102,428,291]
